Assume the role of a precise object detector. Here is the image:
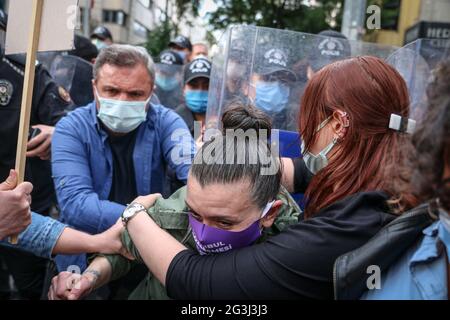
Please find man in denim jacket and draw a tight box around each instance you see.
[51,45,195,272]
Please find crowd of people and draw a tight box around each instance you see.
[0,11,449,301]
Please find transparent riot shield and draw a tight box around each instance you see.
[205,25,398,144]
[37,51,63,72]
[50,54,94,107]
[153,63,184,109]
[387,38,450,123]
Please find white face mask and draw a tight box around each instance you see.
[95,88,150,134]
[302,116,337,174]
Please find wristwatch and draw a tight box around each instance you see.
[121,202,147,226]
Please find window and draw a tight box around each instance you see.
[133,21,149,39]
[102,10,127,26]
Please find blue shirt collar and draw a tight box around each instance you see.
[409,215,450,267]
[409,222,441,266]
[438,209,450,263]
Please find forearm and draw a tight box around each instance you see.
[281,158,295,193]
[83,256,113,291]
[52,228,105,255]
[127,212,187,285]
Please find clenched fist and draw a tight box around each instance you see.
[0,170,33,239]
[48,271,96,300]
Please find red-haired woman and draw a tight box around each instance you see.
[53,56,419,300]
[282,55,418,218]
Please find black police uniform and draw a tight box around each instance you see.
[0,51,73,299]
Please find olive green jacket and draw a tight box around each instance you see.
[95,186,301,300]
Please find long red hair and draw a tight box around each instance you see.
[300,56,418,218]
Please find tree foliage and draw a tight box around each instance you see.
[145,0,200,57]
[206,0,344,34]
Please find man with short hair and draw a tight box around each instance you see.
[51,45,195,277]
[190,43,209,61]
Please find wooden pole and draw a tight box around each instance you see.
[10,0,44,244]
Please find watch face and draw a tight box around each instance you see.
[123,203,145,220]
[123,209,133,219]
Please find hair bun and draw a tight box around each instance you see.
[222,101,272,134]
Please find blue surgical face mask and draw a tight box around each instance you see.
[254,81,290,114]
[95,88,150,133]
[92,39,108,51]
[185,90,208,114]
[156,76,179,91]
[176,50,187,62]
[301,117,336,174]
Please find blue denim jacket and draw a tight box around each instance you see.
[1,212,66,259]
[362,219,450,300]
[52,102,195,271]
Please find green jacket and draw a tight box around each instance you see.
[96,186,301,300]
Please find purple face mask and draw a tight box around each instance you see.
[188,201,275,255]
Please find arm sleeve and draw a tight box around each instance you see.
[160,110,195,183]
[98,254,140,282]
[0,212,66,259]
[293,157,313,194]
[92,226,144,282]
[52,117,125,234]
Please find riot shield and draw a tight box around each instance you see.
[205,25,398,143]
[49,54,94,107]
[154,63,184,109]
[387,38,450,122]
[205,25,421,208]
[37,51,63,72]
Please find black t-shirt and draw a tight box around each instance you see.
[166,190,395,300]
[293,157,314,194]
[107,129,139,205]
[0,54,73,213]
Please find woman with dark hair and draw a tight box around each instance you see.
[53,56,419,300]
[361,58,450,300]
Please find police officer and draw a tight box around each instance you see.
[0,9,73,299]
[248,47,297,130]
[168,35,192,63]
[90,26,114,51]
[154,49,184,110]
[175,56,212,136]
[307,30,351,79]
[69,34,99,64]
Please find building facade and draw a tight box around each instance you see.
[371,0,450,46]
[78,0,206,45]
